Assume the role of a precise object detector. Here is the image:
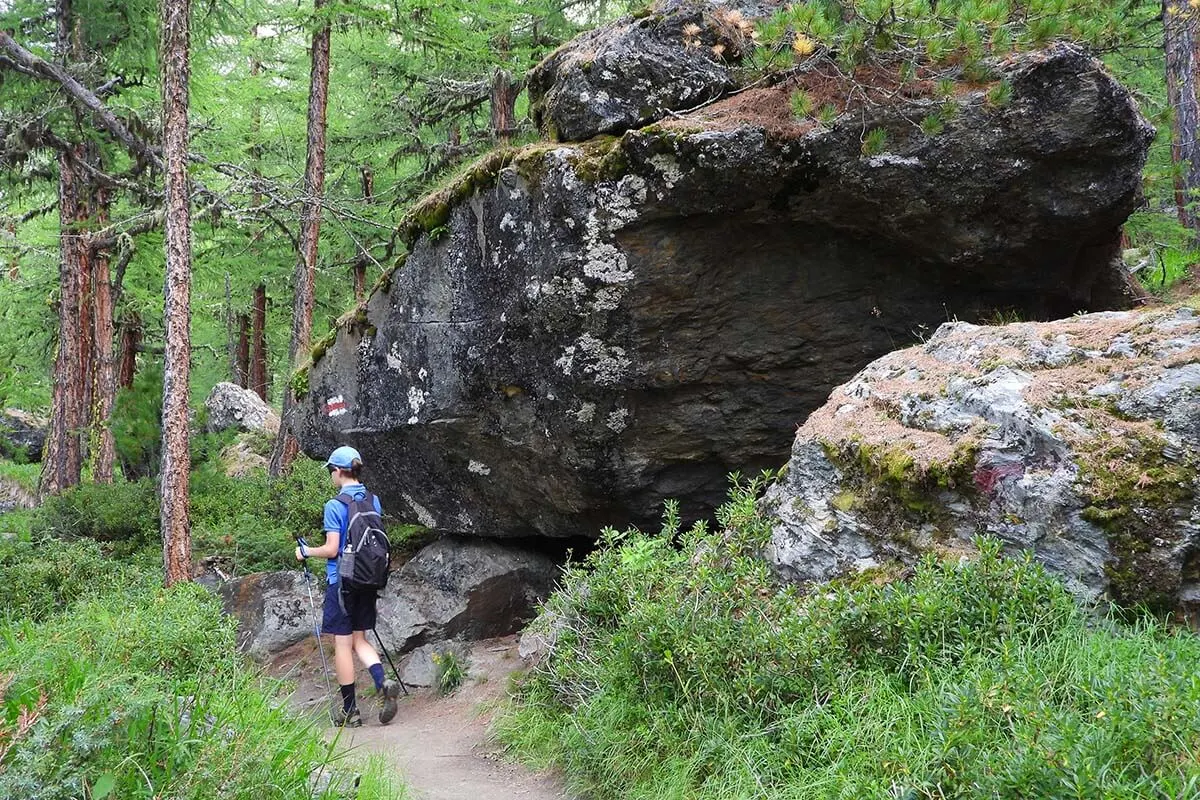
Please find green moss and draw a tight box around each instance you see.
[290,363,311,400]
[310,330,335,365]
[831,491,860,512]
[1075,429,1197,612]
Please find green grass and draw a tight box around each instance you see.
[498,479,1200,800]
[0,576,406,799]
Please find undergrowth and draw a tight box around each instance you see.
[498,477,1200,799]
[0,577,404,799]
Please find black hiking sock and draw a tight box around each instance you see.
[368,663,385,692]
[340,683,356,713]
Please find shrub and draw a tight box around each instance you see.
[432,650,466,695]
[0,580,404,799]
[498,480,1200,799]
[0,536,148,622]
[36,478,159,556]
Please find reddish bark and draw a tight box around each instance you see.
[117,313,141,390]
[159,0,194,586]
[271,0,331,477]
[353,260,366,303]
[490,68,521,144]
[90,184,117,483]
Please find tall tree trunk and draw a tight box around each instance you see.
[159,0,193,586]
[270,0,331,477]
[117,312,141,389]
[235,312,250,388]
[1165,0,1200,232]
[490,68,521,145]
[40,145,87,498]
[250,282,268,399]
[353,259,367,303]
[40,0,87,500]
[90,184,117,483]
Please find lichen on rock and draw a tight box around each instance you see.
[298,43,1154,544]
[762,306,1200,614]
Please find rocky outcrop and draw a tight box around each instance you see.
[217,571,316,659]
[299,44,1152,540]
[204,382,279,435]
[761,305,1200,613]
[214,538,557,660]
[0,409,46,462]
[528,1,742,142]
[375,537,559,655]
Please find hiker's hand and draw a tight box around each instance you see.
[295,545,306,562]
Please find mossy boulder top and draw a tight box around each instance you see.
[527,0,743,142]
[762,304,1200,614]
[298,44,1152,541]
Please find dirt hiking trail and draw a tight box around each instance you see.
[273,635,575,800]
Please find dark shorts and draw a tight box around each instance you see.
[322,582,378,635]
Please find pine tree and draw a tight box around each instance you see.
[159,0,194,585]
[271,0,332,477]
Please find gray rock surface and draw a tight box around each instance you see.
[761,305,1200,612]
[299,44,1153,541]
[375,537,559,655]
[217,571,316,659]
[204,382,279,435]
[0,409,46,462]
[400,641,471,688]
[528,1,740,141]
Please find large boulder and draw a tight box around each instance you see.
[0,409,46,462]
[217,571,316,659]
[299,44,1153,540]
[528,1,743,141]
[204,382,279,435]
[761,305,1200,613]
[374,537,559,655]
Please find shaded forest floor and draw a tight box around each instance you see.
[272,635,572,800]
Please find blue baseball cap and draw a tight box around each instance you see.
[324,445,362,469]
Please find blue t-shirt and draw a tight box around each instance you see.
[322,483,383,584]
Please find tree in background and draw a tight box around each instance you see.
[1163,0,1200,234]
[271,0,332,477]
[159,0,193,585]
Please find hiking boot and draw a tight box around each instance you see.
[378,679,400,725]
[331,706,362,728]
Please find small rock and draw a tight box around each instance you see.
[204,382,280,435]
[0,409,47,462]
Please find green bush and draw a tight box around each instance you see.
[0,580,404,799]
[499,480,1200,799]
[190,457,332,574]
[36,478,159,556]
[0,536,149,622]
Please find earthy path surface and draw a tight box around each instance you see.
[275,635,573,800]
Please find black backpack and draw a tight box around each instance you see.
[335,492,391,594]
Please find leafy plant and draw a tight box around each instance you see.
[862,127,889,156]
[789,88,814,118]
[432,650,466,695]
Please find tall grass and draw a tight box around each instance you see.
[0,575,405,798]
[498,478,1200,799]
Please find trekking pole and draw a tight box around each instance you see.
[297,537,336,708]
[371,626,409,696]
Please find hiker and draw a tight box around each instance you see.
[295,445,400,727]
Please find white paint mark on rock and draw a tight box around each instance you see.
[468,460,491,475]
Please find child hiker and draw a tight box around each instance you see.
[295,445,400,727]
